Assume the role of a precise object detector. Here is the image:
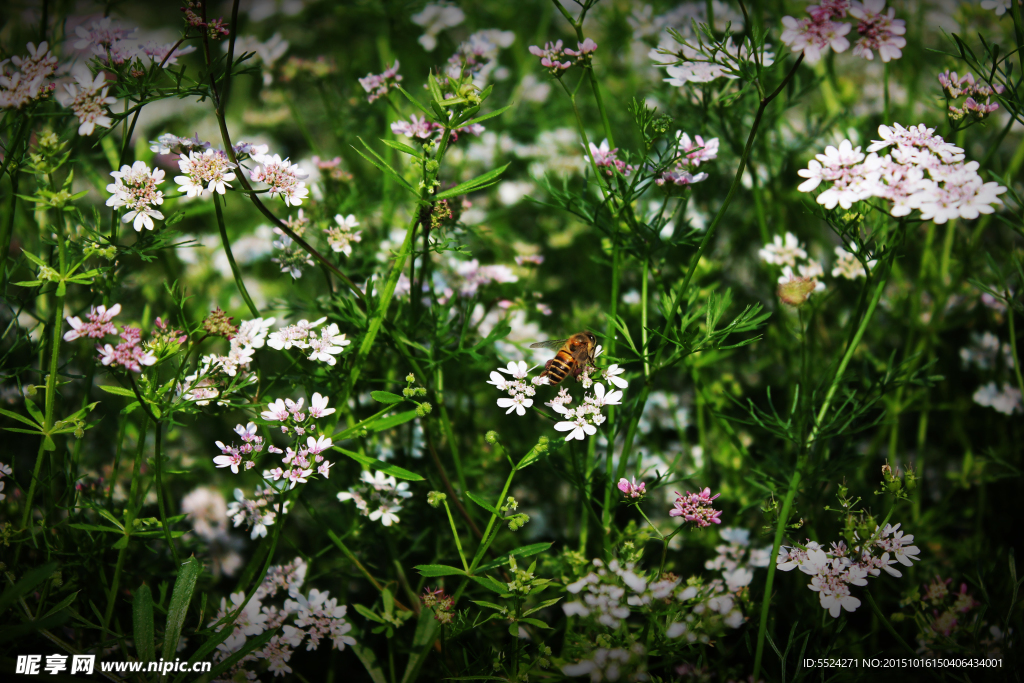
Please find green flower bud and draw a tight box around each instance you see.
[416,402,433,417]
[427,491,447,508]
[485,430,499,445]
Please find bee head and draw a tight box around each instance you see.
[585,331,596,346]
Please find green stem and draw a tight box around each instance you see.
[443,500,470,572]
[0,115,29,287]
[469,467,517,572]
[1009,301,1024,402]
[104,417,148,628]
[641,257,650,378]
[213,193,259,317]
[752,467,802,680]
[342,217,417,403]
[436,369,468,494]
[864,591,916,656]
[152,422,181,565]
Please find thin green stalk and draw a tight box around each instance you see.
[469,467,517,571]
[103,417,148,629]
[442,500,470,572]
[436,369,468,494]
[19,194,67,533]
[600,233,621,541]
[152,422,181,566]
[864,591,916,655]
[342,219,417,403]
[641,257,650,378]
[1008,304,1024,402]
[751,467,802,680]
[213,193,259,317]
[754,260,893,680]
[0,115,29,287]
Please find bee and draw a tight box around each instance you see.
[530,331,597,385]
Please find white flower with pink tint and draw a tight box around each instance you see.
[175,149,237,196]
[250,154,309,207]
[64,303,121,341]
[60,70,117,136]
[849,0,906,62]
[308,393,335,418]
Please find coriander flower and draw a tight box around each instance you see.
[411,1,465,51]
[497,393,533,416]
[250,153,309,207]
[325,214,362,256]
[106,161,166,231]
[602,364,628,389]
[60,71,117,136]
[553,410,597,441]
[308,392,335,418]
[64,303,121,341]
[175,149,237,196]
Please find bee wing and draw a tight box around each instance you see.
[529,339,569,349]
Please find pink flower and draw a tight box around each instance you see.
[617,477,646,499]
[64,303,121,341]
[849,0,906,62]
[95,326,157,373]
[529,40,572,73]
[669,487,723,527]
[779,13,851,64]
[358,60,403,103]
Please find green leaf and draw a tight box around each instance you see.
[23,399,44,425]
[414,564,466,577]
[162,556,201,662]
[469,575,508,594]
[434,163,510,200]
[133,584,155,664]
[121,401,141,415]
[67,523,122,534]
[42,590,79,619]
[354,603,385,623]
[371,390,404,404]
[400,603,441,683]
[474,543,554,573]
[99,384,137,398]
[520,617,551,629]
[353,137,418,196]
[0,561,58,617]
[379,139,423,158]
[369,409,418,432]
[469,600,504,611]
[458,102,515,128]
[351,641,389,683]
[465,491,500,516]
[0,407,42,428]
[508,621,519,637]
[393,86,434,116]
[335,447,425,481]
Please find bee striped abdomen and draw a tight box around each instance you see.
[544,352,575,384]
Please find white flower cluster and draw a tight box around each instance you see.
[181,486,244,577]
[177,317,275,407]
[0,42,57,110]
[336,470,414,527]
[259,393,338,488]
[704,527,772,592]
[652,35,774,86]
[227,485,286,539]
[797,125,1007,224]
[213,421,284,474]
[961,332,1015,371]
[105,161,165,231]
[250,153,310,207]
[777,522,921,618]
[208,557,356,680]
[487,355,629,441]
[73,17,195,67]
[562,642,649,682]
[325,214,362,257]
[0,461,11,502]
[267,317,351,366]
[562,557,749,641]
[973,382,1022,415]
[59,71,117,136]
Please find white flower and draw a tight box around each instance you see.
[497,394,533,416]
[250,153,309,206]
[369,504,401,526]
[602,364,628,389]
[411,2,465,51]
[590,382,623,407]
[175,149,237,196]
[60,70,117,136]
[758,232,807,267]
[554,414,597,441]
[106,161,166,231]
[262,398,290,421]
[309,392,335,418]
[213,452,243,474]
[498,360,529,379]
